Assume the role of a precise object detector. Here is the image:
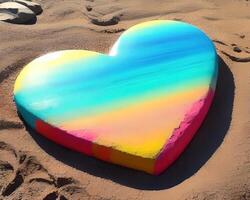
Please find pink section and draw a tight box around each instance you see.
[36,121,96,156]
[154,89,215,175]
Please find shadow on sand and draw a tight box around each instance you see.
[23,55,234,190]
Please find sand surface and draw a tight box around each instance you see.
[0,0,250,199]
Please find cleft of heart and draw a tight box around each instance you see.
[14,20,218,175]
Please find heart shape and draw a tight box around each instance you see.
[14,20,218,175]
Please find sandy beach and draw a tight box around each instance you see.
[0,0,250,199]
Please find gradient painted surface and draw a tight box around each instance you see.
[14,20,218,174]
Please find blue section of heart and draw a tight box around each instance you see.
[14,20,217,127]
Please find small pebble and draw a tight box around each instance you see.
[86,5,92,11]
[240,34,245,39]
[233,46,242,53]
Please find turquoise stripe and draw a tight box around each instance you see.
[14,20,218,126]
[15,53,216,122]
[16,39,215,97]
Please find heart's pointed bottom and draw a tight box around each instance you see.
[154,89,214,175]
[28,89,214,175]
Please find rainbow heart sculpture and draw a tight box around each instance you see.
[14,20,218,175]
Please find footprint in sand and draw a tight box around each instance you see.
[212,39,250,63]
[0,141,98,200]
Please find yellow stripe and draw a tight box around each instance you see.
[60,85,208,158]
[62,85,207,129]
[110,148,155,174]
